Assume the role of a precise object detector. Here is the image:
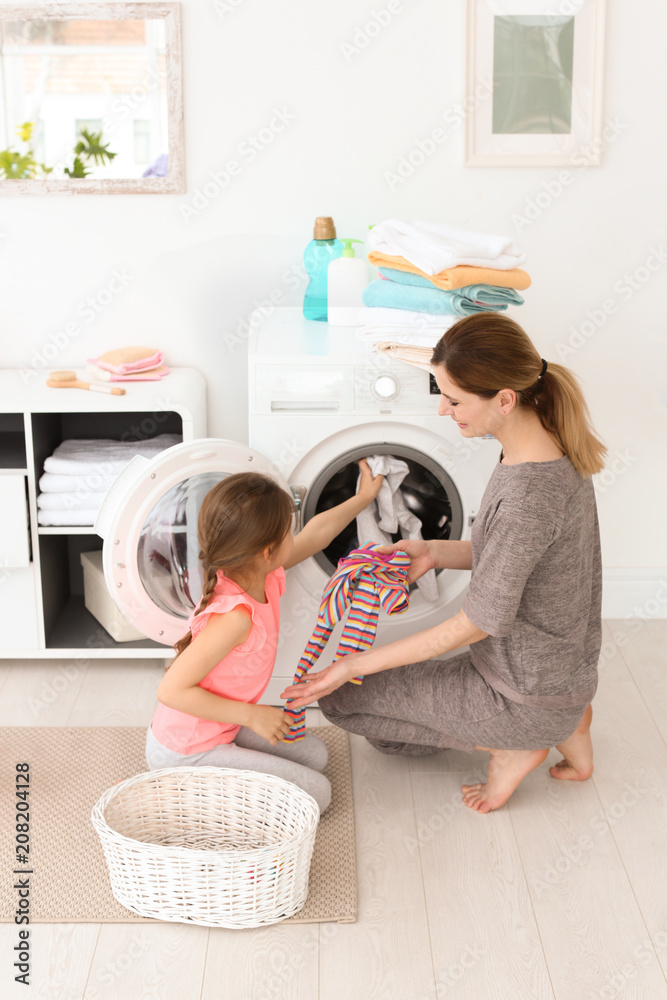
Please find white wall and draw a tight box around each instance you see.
[1,0,666,591]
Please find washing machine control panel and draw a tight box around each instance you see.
[354,362,432,413]
[372,374,399,400]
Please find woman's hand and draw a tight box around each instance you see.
[356,458,384,505]
[378,539,437,583]
[280,654,363,709]
[245,704,293,745]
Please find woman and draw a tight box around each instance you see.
[281,313,606,813]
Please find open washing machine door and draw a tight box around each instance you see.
[95,439,291,645]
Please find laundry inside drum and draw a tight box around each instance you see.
[313,459,453,572]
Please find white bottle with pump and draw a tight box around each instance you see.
[327,238,369,326]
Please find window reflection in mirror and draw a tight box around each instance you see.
[0,17,169,180]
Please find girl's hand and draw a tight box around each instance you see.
[377,539,437,583]
[246,704,293,745]
[280,655,363,709]
[356,458,384,505]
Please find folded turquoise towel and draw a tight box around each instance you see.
[373,267,525,314]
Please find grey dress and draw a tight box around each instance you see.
[318,453,602,754]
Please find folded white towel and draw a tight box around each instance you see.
[39,473,119,494]
[368,219,527,275]
[37,491,109,511]
[358,307,454,329]
[37,508,101,527]
[43,434,181,476]
[356,454,439,604]
[357,308,457,349]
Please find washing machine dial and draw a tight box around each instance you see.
[372,374,399,400]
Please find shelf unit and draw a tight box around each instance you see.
[0,369,206,659]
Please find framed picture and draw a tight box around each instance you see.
[465,0,606,166]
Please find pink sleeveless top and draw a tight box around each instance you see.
[150,566,286,754]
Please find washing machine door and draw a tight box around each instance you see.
[95,439,291,645]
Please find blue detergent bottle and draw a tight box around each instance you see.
[303,216,343,321]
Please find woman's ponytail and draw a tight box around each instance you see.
[172,561,218,660]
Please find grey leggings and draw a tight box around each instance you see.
[145,725,331,813]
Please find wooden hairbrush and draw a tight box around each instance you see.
[46,370,126,395]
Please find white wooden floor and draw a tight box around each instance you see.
[1,619,666,1000]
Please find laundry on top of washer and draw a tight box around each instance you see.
[367,219,532,292]
[368,219,527,274]
[363,272,525,316]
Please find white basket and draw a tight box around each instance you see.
[91,767,320,928]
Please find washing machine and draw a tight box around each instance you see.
[96,307,500,704]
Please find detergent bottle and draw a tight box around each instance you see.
[327,239,369,326]
[303,217,343,321]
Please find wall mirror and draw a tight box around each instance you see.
[0,3,184,194]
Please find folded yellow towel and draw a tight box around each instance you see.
[368,252,532,292]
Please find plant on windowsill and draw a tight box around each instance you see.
[0,121,117,179]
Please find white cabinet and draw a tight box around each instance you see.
[0,369,206,659]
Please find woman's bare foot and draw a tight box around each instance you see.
[461,747,550,813]
[549,704,594,781]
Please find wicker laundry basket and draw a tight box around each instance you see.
[91,767,320,928]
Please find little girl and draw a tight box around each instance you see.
[145,461,383,812]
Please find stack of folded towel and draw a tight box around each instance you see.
[37,433,182,526]
[359,220,531,370]
[86,347,169,382]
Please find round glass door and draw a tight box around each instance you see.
[137,471,227,619]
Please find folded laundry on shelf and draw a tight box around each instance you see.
[37,433,181,526]
[37,508,102,527]
[39,473,120,494]
[37,491,109,510]
[86,347,169,381]
[356,455,439,604]
[43,434,181,476]
[368,253,532,292]
[368,219,527,274]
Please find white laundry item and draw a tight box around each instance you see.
[358,329,444,349]
[37,508,101,527]
[37,491,108,510]
[358,307,457,329]
[43,433,181,475]
[373,344,435,372]
[368,219,527,274]
[39,472,121,494]
[356,454,439,604]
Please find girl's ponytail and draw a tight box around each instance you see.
[172,561,218,659]
[431,314,607,477]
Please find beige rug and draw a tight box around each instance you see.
[0,726,356,924]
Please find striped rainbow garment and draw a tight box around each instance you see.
[284,542,411,741]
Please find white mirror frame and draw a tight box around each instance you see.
[0,2,184,194]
